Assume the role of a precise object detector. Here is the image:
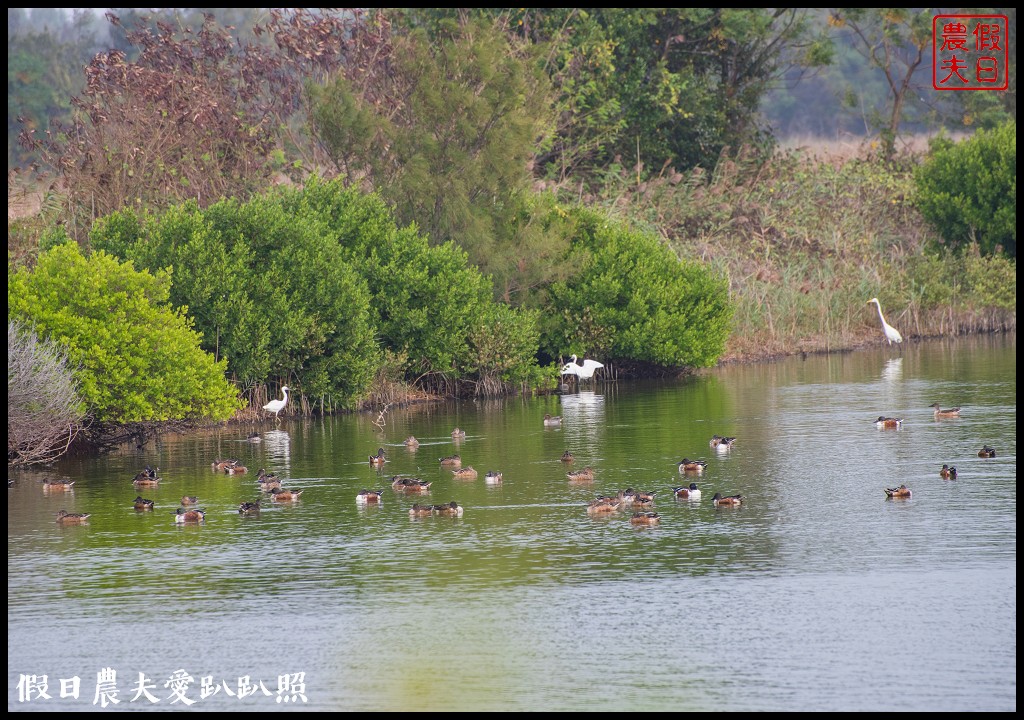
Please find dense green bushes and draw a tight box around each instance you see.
[914,121,1016,258]
[8,242,241,423]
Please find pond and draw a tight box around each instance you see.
[7,333,1016,711]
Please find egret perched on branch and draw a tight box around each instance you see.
[561,354,604,384]
[866,298,903,346]
[263,386,289,422]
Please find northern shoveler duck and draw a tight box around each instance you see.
[710,435,737,451]
[543,413,562,427]
[391,476,432,492]
[632,490,657,507]
[452,466,478,479]
[678,458,707,474]
[409,503,434,518]
[586,498,622,515]
[439,455,462,468]
[356,489,385,505]
[451,427,467,439]
[238,501,261,516]
[630,512,661,526]
[133,496,155,511]
[246,431,262,444]
[211,459,238,472]
[930,403,961,418]
[180,495,199,506]
[55,510,90,524]
[404,436,420,447]
[224,462,248,475]
[270,488,303,502]
[132,466,161,486]
[257,475,282,492]
[561,450,575,463]
[43,478,76,491]
[673,483,702,500]
[978,445,996,458]
[712,492,743,507]
[567,466,596,482]
[485,471,503,484]
[369,448,387,467]
[884,485,912,499]
[174,507,206,523]
[874,416,903,429]
[257,468,280,482]
[432,501,464,517]
[939,464,958,480]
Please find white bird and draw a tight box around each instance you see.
[560,354,604,382]
[263,386,289,421]
[867,298,903,346]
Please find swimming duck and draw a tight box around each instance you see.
[678,458,707,474]
[133,496,155,511]
[369,448,387,467]
[543,414,562,427]
[561,450,575,463]
[586,498,622,515]
[485,471,503,484]
[632,490,657,507]
[246,431,262,444]
[270,488,303,502]
[55,510,91,524]
[673,483,702,500]
[409,503,434,518]
[391,476,432,492]
[238,501,261,515]
[712,492,743,507]
[630,512,661,526]
[432,501,465,517]
[43,478,76,491]
[256,473,282,492]
[180,495,199,506]
[874,416,903,429]
[132,466,161,486]
[404,436,420,447]
[224,463,248,475]
[978,446,996,458]
[930,403,961,418]
[939,465,958,480]
[452,466,478,479]
[211,459,238,472]
[451,428,467,439]
[356,489,385,505]
[567,466,596,483]
[174,508,206,523]
[710,435,737,451]
[884,485,912,499]
[439,455,462,468]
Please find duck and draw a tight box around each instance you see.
[485,471,503,484]
[710,435,737,451]
[133,496,155,511]
[43,478,76,491]
[939,464,958,480]
[712,492,743,507]
[451,427,467,439]
[978,445,996,458]
[211,459,238,472]
[55,510,91,524]
[452,466,478,479]
[131,466,161,486]
[432,501,464,517]
[224,463,248,475]
[673,482,702,500]
[884,485,912,499]
[409,503,434,518]
[391,476,432,492]
[180,495,199,506]
[630,512,661,526]
[560,450,575,463]
[586,498,622,515]
[567,466,596,482]
[543,413,563,427]
[439,454,462,468]
[369,448,387,467]
[256,474,282,492]
[270,488,303,502]
[874,416,903,429]
[930,403,961,418]
[356,489,385,505]
[404,436,420,448]
[174,507,206,523]
[632,490,657,507]
[678,458,707,474]
[238,500,261,516]
[246,431,262,444]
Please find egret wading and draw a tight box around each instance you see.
[561,354,604,386]
[263,386,289,422]
[867,298,903,347]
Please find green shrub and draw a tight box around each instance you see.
[914,121,1016,257]
[7,244,241,423]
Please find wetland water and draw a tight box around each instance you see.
[8,334,1016,711]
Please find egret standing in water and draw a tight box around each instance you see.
[560,354,604,387]
[867,298,903,347]
[263,386,289,422]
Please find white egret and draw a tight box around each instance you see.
[560,354,604,383]
[866,298,903,346]
[263,386,289,422]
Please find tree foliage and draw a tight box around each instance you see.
[7,242,241,423]
[914,121,1016,258]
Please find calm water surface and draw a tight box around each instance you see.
[8,334,1016,711]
